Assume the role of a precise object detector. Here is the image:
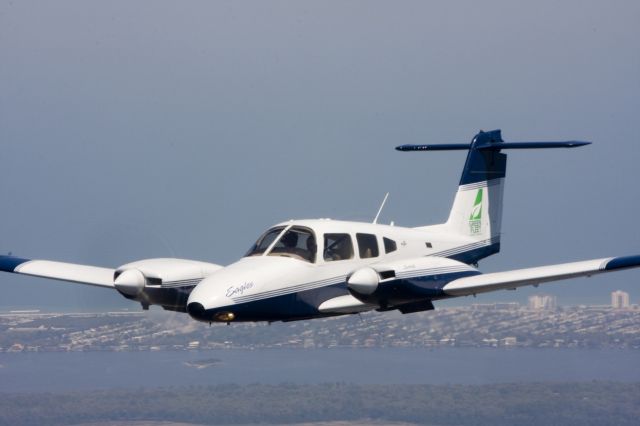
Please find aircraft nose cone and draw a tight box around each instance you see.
[187,302,206,321]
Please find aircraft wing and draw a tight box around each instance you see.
[0,256,115,288]
[443,255,640,297]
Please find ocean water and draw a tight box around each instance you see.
[1,348,638,392]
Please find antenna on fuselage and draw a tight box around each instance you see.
[373,192,389,224]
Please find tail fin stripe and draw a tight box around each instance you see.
[432,236,501,257]
[458,178,503,192]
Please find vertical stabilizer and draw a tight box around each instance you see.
[444,130,505,260]
[396,129,589,264]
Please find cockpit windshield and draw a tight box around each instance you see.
[245,226,286,257]
[245,226,317,263]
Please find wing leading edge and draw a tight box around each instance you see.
[0,255,115,288]
[443,255,640,297]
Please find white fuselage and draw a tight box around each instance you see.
[185,219,485,322]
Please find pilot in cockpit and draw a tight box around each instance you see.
[246,226,317,263]
[270,228,317,263]
[280,231,298,249]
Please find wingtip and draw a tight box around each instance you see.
[604,255,640,271]
[0,255,31,272]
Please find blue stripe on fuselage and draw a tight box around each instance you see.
[0,255,31,273]
[448,243,500,265]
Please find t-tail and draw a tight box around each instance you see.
[397,129,590,264]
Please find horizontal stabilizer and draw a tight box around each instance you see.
[443,255,640,297]
[485,141,590,149]
[396,129,590,152]
[396,141,590,152]
[396,144,471,151]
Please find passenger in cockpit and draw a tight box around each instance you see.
[305,235,317,262]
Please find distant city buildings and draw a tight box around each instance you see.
[472,302,520,311]
[528,294,557,310]
[611,290,630,309]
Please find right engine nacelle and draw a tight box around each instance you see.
[346,267,380,298]
[346,256,479,307]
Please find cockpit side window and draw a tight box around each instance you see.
[268,227,317,263]
[323,233,354,262]
[383,237,397,254]
[356,233,379,259]
[245,226,285,257]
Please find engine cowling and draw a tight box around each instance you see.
[113,268,146,296]
[113,258,223,307]
[347,267,380,298]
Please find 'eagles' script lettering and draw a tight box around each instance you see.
[226,282,254,298]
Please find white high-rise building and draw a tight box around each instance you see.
[611,290,630,309]
[528,294,557,310]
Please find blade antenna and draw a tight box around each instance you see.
[373,192,390,224]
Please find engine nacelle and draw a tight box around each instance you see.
[113,258,223,303]
[114,269,146,296]
[347,256,479,307]
[347,267,380,298]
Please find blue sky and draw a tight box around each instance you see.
[1,1,639,310]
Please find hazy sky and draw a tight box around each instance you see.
[1,0,639,310]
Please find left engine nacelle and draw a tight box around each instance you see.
[113,258,223,299]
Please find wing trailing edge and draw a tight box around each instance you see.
[443,255,640,297]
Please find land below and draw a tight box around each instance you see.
[1,304,639,352]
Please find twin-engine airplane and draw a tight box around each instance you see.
[2,129,639,323]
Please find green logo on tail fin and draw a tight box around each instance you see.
[469,188,483,220]
[469,188,483,234]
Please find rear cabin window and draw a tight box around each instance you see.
[383,237,397,254]
[356,233,379,259]
[323,233,354,261]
